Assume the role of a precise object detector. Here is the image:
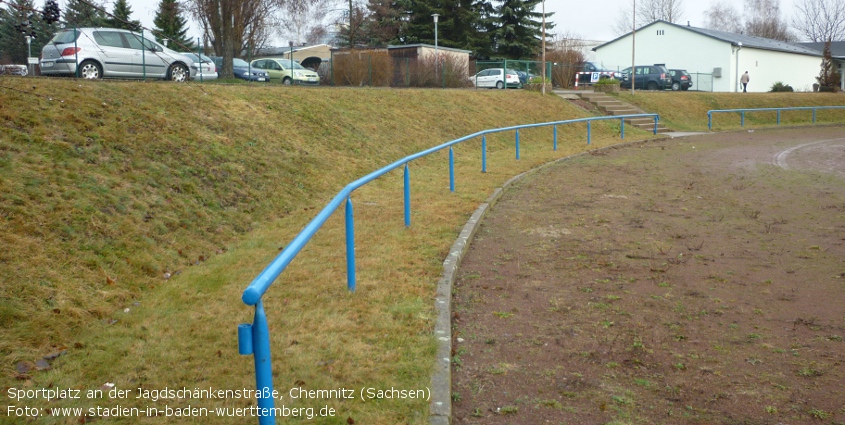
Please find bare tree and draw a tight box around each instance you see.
[278,0,339,45]
[188,0,277,78]
[792,0,845,41]
[744,0,795,41]
[704,1,743,33]
[612,0,685,36]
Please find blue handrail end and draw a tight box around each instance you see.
[242,287,262,306]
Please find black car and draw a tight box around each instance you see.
[210,56,269,82]
[668,69,692,91]
[619,65,673,90]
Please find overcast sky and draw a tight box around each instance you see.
[67,0,802,47]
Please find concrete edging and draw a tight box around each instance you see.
[428,138,661,424]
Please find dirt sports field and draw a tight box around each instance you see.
[451,126,845,424]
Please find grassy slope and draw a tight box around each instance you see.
[613,91,845,131]
[1,79,651,424]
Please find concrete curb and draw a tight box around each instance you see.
[428,138,662,424]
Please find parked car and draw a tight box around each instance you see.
[668,69,692,91]
[181,52,218,81]
[470,68,522,89]
[250,58,320,85]
[209,57,269,82]
[40,27,195,81]
[619,65,673,90]
[0,65,28,76]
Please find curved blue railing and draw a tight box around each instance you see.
[237,113,660,425]
[707,106,845,130]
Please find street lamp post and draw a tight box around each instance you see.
[24,35,32,76]
[290,40,294,86]
[432,13,439,84]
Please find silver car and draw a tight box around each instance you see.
[40,27,195,82]
[181,52,218,81]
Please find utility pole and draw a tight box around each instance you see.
[541,0,546,95]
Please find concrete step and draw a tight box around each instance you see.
[579,93,613,102]
[609,109,640,116]
[595,100,624,107]
[600,105,631,113]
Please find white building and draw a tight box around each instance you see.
[797,41,845,91]
[593,20,824,92]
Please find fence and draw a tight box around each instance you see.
[707,106,845,130]
[689,73,714,92]
[237,112,660,425]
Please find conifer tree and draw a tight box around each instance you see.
[0,0,56,63]
[107,0,140,30]
[152,0,192,50]
[493,0,550,59]
[63,0,106,28]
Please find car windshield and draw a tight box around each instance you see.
[232,58,249,67]
[50,30,80,44]
[278,60,306,70]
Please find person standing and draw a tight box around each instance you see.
[740,71,750,92]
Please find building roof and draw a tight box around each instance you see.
[594,20,823,57]
[387,44,472,54]
[796,41,845,58]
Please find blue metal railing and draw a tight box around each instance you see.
[707,106,845,130]
[237,113,660,425]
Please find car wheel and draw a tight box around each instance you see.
[283,77,292,85]
[647,81,658,90]
[496,81,504,89]
[78,60,102,79]
[671,82,680,91]
[168,64,189,82]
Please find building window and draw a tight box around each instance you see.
[656,30,666,35]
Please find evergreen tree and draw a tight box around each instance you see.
[492,0,550,59]
[0,0,56,63]
[152,0,192,50]
[106,0,140,30]
[817,39,841,92]
[393,0,487,54]
[63,0,106,28]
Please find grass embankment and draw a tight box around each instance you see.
[613,91,845,131]
[0,78,655,424]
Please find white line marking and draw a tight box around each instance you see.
[773,138,845,169]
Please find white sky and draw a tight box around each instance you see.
[66,0,803,48]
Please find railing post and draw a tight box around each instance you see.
[515,130,520,159]
[252,300,276,425]
[620,118,625,139]
[708,112,712,131]
[449,147,455,192]
[653,116,658,135]
[777,109,781,125]
[553,125,558,150]
[587,120,591,145]
[812,108,816,123]
[345,196,356,292]
[741,111,745,127]
[403,164,410,227]
[481,136,487,173]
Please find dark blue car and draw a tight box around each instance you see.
[210,56,269,82]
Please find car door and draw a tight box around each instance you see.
[475,69,490,87]
[91,30,134,76]
[488,69,503,87]
[123,32,167,78]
